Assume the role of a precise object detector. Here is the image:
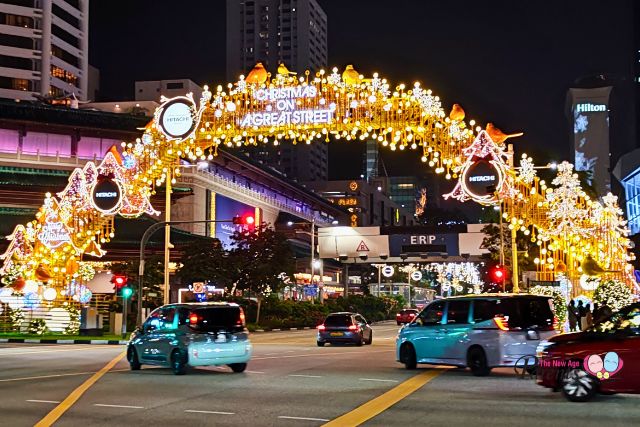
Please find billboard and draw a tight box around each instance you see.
[569,87,612,196]
[214,194,256,247]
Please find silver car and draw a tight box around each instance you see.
[396,294,558,375]
[127,302,252,375]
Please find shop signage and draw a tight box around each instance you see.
[240,85,334,128]
[91,177,122,214]
[158,97,196,140]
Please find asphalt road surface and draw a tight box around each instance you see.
[0,322,638,426]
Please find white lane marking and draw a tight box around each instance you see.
[185,410,235,415]
[252,349,392,361]
[359,378,399,383]
[278,416,330,422]
[94,404,144,409]
[26,400,61,404]
[0,346,122,356]
[288,374,323,378]
[246,370,265,374]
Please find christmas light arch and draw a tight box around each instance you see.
[0,63,636,312]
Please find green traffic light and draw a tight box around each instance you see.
[122,287,133,298]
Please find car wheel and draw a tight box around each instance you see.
[229,363,247,373]
[467,347,491,376]
[127,346,141,371]
[400,343,417,370]
[317,341,326,347]
[171,349,187,375]
[366,331,373,345]
[562,368,598,402]
[355,335,364,346]
[397,322,402,326]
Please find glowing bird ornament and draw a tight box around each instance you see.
[449,104,465,121]
[277,63,296,75]
[342,65,361,85]
[486,122,523,144]
[246,62,268,84]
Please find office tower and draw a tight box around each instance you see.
[0,0,89,101]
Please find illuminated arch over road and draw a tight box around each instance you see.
[1,64,635,305]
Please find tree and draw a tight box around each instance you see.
[227,222,295,297]
[593,280,634,312]
[176,238,231,289]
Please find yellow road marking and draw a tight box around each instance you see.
[34,350,126,427]
[322,368,445,427]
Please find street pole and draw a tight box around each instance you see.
[499,204,506,292]
[377,264,382,297]
[121,295,128,339]
[163,170,172,305]
[310,217,315,302]
[318,258,324,304]
[137,218,234,326]
[511,225,519,293]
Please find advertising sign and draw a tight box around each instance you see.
[569,87,612,196]
[214,194,255,247]
[462,159,502,201]
[158,97,196,140]
[91,177,122,214]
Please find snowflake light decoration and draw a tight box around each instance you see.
[518,154,537,184]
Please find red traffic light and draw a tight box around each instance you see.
[489,265,507,282]
[112,275,127,288]
[232,214,255,225]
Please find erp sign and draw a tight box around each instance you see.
[215,194,255,247]
[389,234,459,256]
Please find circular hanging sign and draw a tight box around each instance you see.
[411,271,423,281]
[158,97,196,140]
[382,265,395,278]
[91,178,122,214]
[462,159,504,203]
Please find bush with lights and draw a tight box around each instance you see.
[530,285,566,328]
[593,279,635,312]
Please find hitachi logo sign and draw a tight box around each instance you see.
[576,103,607,113]
[468,175,496,182]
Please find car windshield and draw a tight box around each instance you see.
[188,306,243,332]
[325,314,352,326]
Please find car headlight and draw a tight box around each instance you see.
[536,340,554,358]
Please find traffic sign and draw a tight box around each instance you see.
[382,265,395,277]
[411,271,423,281]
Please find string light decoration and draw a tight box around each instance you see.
[0,63,636,309]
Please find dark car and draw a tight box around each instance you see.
[317,312,373,346]
[396,308,419,325]
[537,303,640,402]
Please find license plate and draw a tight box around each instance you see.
[215,334,227,343]
[330,332,343,337]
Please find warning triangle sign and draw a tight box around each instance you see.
[356,240,370,252]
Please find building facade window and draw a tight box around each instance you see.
[51,65,78,86]
[0,12,36,28]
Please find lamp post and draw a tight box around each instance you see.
[162,162,207,305]
[137,218,232,326]
[288,218,320,302]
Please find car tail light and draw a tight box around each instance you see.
[238,308,246,326]
[552,316,559,330]
[189,313,199,324]
[348,324,359,332]
[317,324,325,330]
[396,313,401,317]
[409,313,416,317]
[494,315,510,331]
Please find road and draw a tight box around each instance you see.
[0,322,638,426]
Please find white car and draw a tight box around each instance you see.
[396,294,558,375]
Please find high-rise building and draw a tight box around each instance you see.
[0,0,89,101]
[226,0,329,182]
[226,0,327,80]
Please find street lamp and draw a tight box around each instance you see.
[162,161,208,305]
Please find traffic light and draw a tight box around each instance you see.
[121,287,133,299]
[489,265,507,283]
[232,214,255,226]
[112,275,127,288]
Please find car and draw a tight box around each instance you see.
[536,303,640,402]
[396,308,419,325]
[396,294,558,376]
[317,312,373,346]
[127,302,252,375]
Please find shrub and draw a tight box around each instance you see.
[593,280,635,312]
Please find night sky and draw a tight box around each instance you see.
[89,0,637,181]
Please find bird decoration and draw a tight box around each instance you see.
[486,123,524,144]
[246,62,268,84]
[277,63,296,75]
[342,65,361,85]
[555,260,567,273]
[581,254,618,276]
[449,104,465,121]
